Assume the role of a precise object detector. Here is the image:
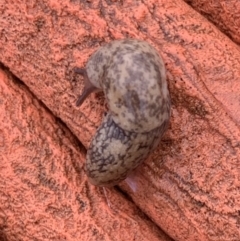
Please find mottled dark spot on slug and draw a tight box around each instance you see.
[116,54,125,65]
[93,51,104,63]
[148,102,158,117]
[153,63,163,87]
[145,52,156,61]
[110,61,122,74]
[125,90,140,111]
[132,53,152,72]
[125,67,144,86]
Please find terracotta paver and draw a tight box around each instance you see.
[184,0,240,45]
[0,68,172,240]
[0,0,240,240]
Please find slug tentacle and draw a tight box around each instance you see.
[74,67,98,106]
[74,67,85,75]
[75,39,171,187]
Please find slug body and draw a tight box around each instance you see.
[75,39,171,186]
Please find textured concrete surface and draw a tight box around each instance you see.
[0,0,240,240]
[185,0,240,44]
[0,68,172,240]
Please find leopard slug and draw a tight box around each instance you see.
[74,39,171,186]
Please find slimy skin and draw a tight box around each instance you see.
[75,39,171,186]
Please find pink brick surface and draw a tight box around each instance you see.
[0,1,240,240]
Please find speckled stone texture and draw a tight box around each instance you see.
[184,0,240,45]
[0,68,172,240]
[0,0,240,241]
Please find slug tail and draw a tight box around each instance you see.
[125,176,137,192]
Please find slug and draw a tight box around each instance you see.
[75,39,171,187]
